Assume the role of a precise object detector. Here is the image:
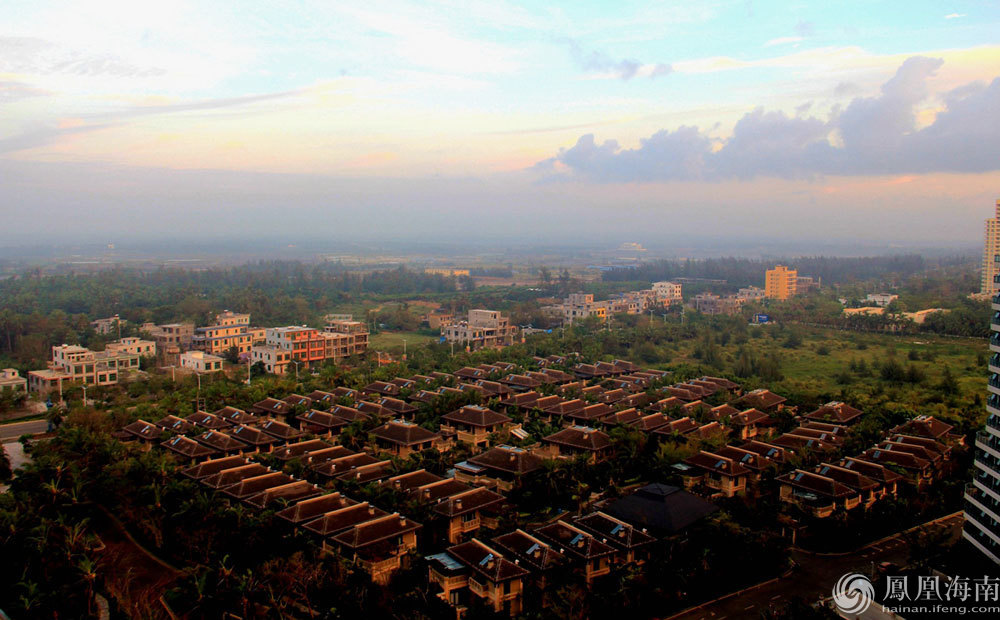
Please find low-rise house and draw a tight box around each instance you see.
[837,457,903,499]
[731,388,787,413]
[330,513,422,584]
[603,408,642,426]
[714,445,778,482]
[603,483,718,538]
[195,430,250,456]
[276,492,356,524]
[498,391,541,412]
[630,413,672,433]
[296,409,348,437]
[680,451,750,497]
[541,398,586,423]
[619,392,652,409]
[301,445,355,466]
[372,420,444,458]
[306,390,338,405]
[335,461,395,485]
[408,389,441,405]
[665,386,699,402]
[491,529,567,600]
[328,404,371,425]
[885,434,952,461]
[694,421,726,441]
[362,381,401,398]
[534,520,615,584]
[539,368,574,384]
[433,487,506,543]
[709,404,740,420]
[429,539,529,616]
[573,511,655,565]
[571,363,609,380]
[0,368,27,393]
[179,351,224,374]
[221,472,296,501]
[541,426,612,463]
[304,502,388,552]
[440,405,512,449]
[155,414,196,435]
[889,415,964,446]
[200,463,270,490]
[562,403,614,426]
[455,367,489,380]
[180,456,248,481]
[106,337,156,357]
[188,411,232,430]
[474,380,513,398]
[382,469,444,493]
[652,417,701,439]
[215,406,258,427]
[161,435,219,462]
[118,420,163,448]
[283,394,313,409]
[650,396,684,413]
[598,389,629,405]
[500,374,542,392]
[799,421,850,436]
[456,445,544,492]
[372,396,418,419]
[311,453,382,479]
[729,409,771,440]
[803,401,864,425]
[245,480,322,510]
[252,398,293,417]
[356,401,393,420]
[813,463,881,509]
[777,469,861,518]
[227,425,280,452]
[272,439,331,461]
[739,440,790,466]
[791,427,845,446]
[259,419,305,443]
[770,432,839,456]
[699,376,741,392]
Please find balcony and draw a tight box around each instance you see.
[964,508,1000,544]
[963,528,1000,565]
[977,431,1000,459]
[975,451,1000,477]
[989,395,1000,416]
[966,484,1000,522]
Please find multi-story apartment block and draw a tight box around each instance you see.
[251,345,293,375]
[91,314,124,335]
[693,293,745,316]
[144,322,195,351]
[442,310,518,351]
[982,199,1000,295]
[28,344,140,393]
[252,322,369,375]
[106,337,157,357]
[0,368,27,393]
[966,280,1000,564]
[192,311,252,356]
[765,265,797,300]
[324,318,370,357]
[651,281,683,305]
[738,286,766,302]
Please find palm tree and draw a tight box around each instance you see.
[78,556,97,614]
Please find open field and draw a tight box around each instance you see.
[368,330,439,353]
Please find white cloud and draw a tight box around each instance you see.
[945,13,966,19]
[764,36,804,47]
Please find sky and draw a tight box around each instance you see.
[2,0,999,251]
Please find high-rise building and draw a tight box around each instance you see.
[982,200,1000,295]
[965,281,1000,564]
[764,265,797,300]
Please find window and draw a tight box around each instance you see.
[462,512,477,523]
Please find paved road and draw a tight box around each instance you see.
[0,419,48,441]
[671,514,963,620]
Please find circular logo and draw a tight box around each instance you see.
[832,573,874,614]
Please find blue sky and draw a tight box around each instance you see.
[2,1,999,247]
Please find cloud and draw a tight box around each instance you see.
[0,80,51,103]
[945,13,966,19]
[537,56,1000,182]
[0,36,166,78]
[764,36,804,47]
[795,20,816,37]
[0,122,115,154]
[565,39,673,80]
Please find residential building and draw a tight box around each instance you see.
[33,344,140,391]
[251,345,292,375]
[323,318,370,357]
[433,487,506,544]
[455,445,544,492]
[179,351,224,373]
[968,297,1000,562]
[442,310,518,351]
[329,513,421,583]
[738,286,766,302]
[91,314,124,335]
[440,405,512,448]
[680,451,750,497]
[982,199,1000,295]
[866,293,899,307]
[26,369,74,396]
[143,323,194,363]
[651,281,683,305]
[0,368,27,393]
[765,265,797,300]
[192,311,252,356]
[371,420,444,458]
[533,520,615,584]
[541,426,612,463]
[428,539,529,616]
[106,337,156,357]
[692,293,745,316]
[778,469,861,518]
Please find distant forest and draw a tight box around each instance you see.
[601,254,973,287]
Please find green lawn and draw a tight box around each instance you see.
[368,330,439,353]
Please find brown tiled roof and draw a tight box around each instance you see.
[408,389,440,404]
[572,363,606,378]
[603,408,642,425]
[732,389,787,410]
[187,411,231,430]
[122,419,162,441]
[410,479,471,503]
[730,408,770,426]
[699,376,740,390]
[710,404,740,419]
[492,529,567,572]
[889,415,955,440]
[665,387,699,402]
[215,406,257,426]
[467,445,544,475]
[838,457,904,485]
[430,371,456,383]
[799,421,849,435]
[272,439,332,461]
[299,445,355,465]
[684,451,751,477]
[878,440,941,463]
[275,492,356,524]
[227,425,278,447]
[195,430,247,452]
[335,461,394,484]
[332,387,359,401]
[201,463,270,489]
[155,415,196,434]
[458,383,489,397]
[310,453,381,478]
[180,455,248,480]
[446,539,529,582]
[779,469,857,498]
[372,421,440,446]
[355,401,392,419]
[259,419,304,441]
[244,480,322,509]
[681,400,708,415]
[381,469,444,492]
[455,367,488,379]
[303,502,387,537]
[599,389,629,404]
[739,440,789,463]
[409,374,437,385]
[688,380,720,395]
[307,390,337,403]
[630,413,672,432]
[362,381,400,396]
[477,364,504,375]
[474,380,512,396]
[650,397,684,412]
[790,428,844,444]
[390,377,416,390]
[375,396,417,415]
[595,361,625,375]
[770,433,838,452]
[653,417,700,436]
[564,403,615,423]
[675,383,709,398]
[620,393,652,408]
[283,394,313,408]
[499,391,541,408]
[296,409,348,432]
[540,368,575,383]
[573,511,656,550]
[221,472,295,500]
[442,405,511,428]
[330,513,421,550]
[501,374,542,388]
[252,398,292,416]
[804,401,863,424]
[814,463,879,492]
[612,359,640,372]
[544,398,586,416]
[543,426,612,451]
[714,446,775,472]
[695,422,725,439]
[557,381,586,395]
[534,521,615,560]
[886,434,949,456]
[328,404,371,424]
[493,362,519,372]
[433,487,505,517]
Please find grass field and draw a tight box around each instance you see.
[368,330,439,353]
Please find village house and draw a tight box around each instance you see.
[541,426,612,464]
[428,539,529,616]
[455,445,544,492]
[803,401,864,425]
[329,513,421,584]
[433,487,506,544]
[679,451,750,497]
[440,405,512,449]
[731,388,787,413]
[572,511,656,565]
[533,520,615,584]
[371,420,444,458]
[778,469,861,518]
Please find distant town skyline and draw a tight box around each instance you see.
[2,1,999,245]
